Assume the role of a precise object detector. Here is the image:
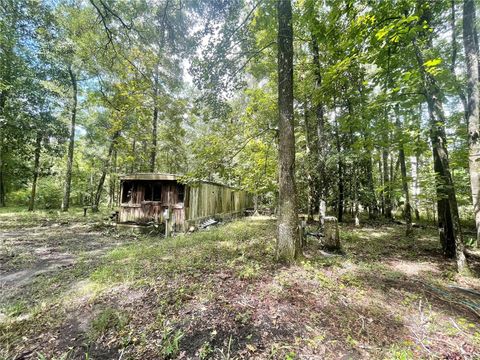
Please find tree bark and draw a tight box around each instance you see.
[463,0,480,246]
[276,0,300,262]
[414,37,468,273]
[28,133,42,211]
[62,65,77,211]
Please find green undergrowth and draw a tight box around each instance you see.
[91,218,275,285]
[1,213,479,359]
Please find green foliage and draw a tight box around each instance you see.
[159,326,184,359]
[36,178,64,209]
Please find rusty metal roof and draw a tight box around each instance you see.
[120,173,179,181]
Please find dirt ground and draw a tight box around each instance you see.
[1,209,480,359]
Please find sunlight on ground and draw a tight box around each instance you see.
[387,260,441,276]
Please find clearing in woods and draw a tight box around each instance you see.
[1,208,480,359]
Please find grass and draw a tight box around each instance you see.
[0,210,479,359]
[89,308,129,340]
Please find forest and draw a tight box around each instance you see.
[1,0,480,359]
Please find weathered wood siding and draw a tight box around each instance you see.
[119,180,185,230]
[184,182,251,223]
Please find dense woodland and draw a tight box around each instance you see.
[2,0,480,270]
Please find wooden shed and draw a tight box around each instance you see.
[118,173,252,231]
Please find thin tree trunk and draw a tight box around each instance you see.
[276,0,300,262]
[0,117,5,207]
[414,36,468,273]
[366,154,377,218]
[353,167,360,226]
[413,104,422,221]
[0,37,12,207]
[303,102,316,222]
[93,132,119,210]
[335,114,344,222]
[379,156,385,216]
[112,149,117,206]
[131,139,136,174]
[28,133,42,211]
[150,70,159,172]
[463,0,480,246]
[311,36,326,227]
[382,148,392,218]
[0,153,5,207]
[62,66,77,211]
[382,48,393,219]
[412,152,421,221]
[451,0,458,73]
[108,149,117,208]
[396,113,413,235]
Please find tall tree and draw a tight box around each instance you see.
[396,110,413,235]
[276,0,300,262]
[61,65,77,211]
[463,0,480,245]
[413,32,468,272]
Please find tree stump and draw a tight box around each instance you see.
[323,216,341,251]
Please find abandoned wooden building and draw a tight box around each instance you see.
[118,173,252,231]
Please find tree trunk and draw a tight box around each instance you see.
[353,167,360,226]
[412,104,422,221]
[93,132,119,210]
[447,0,470,125]
[28,133,42,211]
[334,114,344,222]
[0,101,5,207]
[414,37,468,273]
[379,156,385,216]
[276,0,300,262]
[463,0,480,246]
[108,149,117,208]
[131,139,136,174]
[412,152,421,221]
[303,103,316,222]
[0,155,5,207]
[450,0,458,73]
[311,36,327,226]
[150,70,159,172]
[396,113,413,235]
[0,37,12,207]
[365,150,378,218]
[62,66,77,211]
[382,148,393,219]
